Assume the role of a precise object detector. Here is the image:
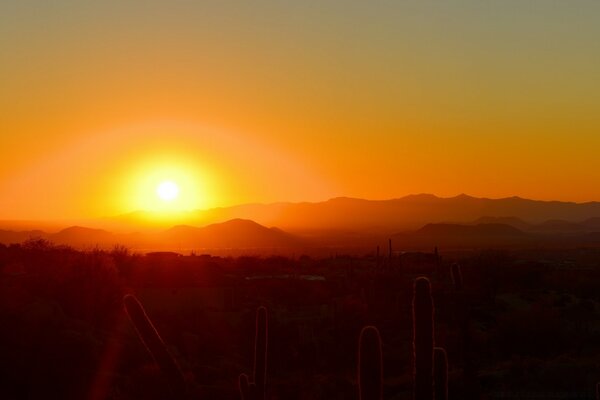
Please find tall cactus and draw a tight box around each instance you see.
[358,326,383,400]
[123,294,187,397]
[433,347,448,400]
[413,277,434,400]
[239,306,268,400]
[356,278,450,400]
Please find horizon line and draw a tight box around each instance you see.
[2,192,600,223]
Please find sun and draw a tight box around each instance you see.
[121,155,214,213]
[156,181,179,202]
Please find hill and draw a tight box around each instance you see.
[0,220,302,252]
[51,226,117,246]
[158,219,301,249]
[393,223,533,249]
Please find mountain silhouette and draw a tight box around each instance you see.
[3,194,600,252]
[107,194,600,233]
[415,223,526,237]
[469,216,533,231]
[0,229,46,244]
[159,219,301,249]
[51,226,117,246]
[0,220,301,251]
[393,223,532,249]
[530,219,588,233]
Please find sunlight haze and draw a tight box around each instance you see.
[1,1,599,219]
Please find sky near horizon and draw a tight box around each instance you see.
[1,1,600,219]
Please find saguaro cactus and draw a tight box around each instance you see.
[358,326,383,400]
[239,306,268,400]
[433,347,448,400]
[413,277,434,400]
[123,294,187,397]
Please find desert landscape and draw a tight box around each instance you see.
[1,1,600,399]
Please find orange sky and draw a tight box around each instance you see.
[1,1,600,219]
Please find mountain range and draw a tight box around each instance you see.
[104,194,600,233]
[2,194,600,252]
[0,219,300,252]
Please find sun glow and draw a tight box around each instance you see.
[119,154,214,215]
[156,181,179,201]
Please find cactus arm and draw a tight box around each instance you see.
[123,294,187,397]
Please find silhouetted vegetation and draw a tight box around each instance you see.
[0,240,599,399]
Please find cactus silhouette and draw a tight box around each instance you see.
[450,263,463,291]
[356,279,450,400]
[123,294,187,398]
[239,306,268,400]
[413,277,434,400]
[358,326,383,400]
[433,347,448,400]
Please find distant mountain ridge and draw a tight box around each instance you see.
[0,219,302,251]
[416,222,527,237]
[469,216,533,231]
[95,194,600,234]
[3,194,600,252]
[468,216,600,234]
[393,222,533,249]
[159,219,301,248]
[2,219,600,253]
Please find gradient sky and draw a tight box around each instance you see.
[1,1,600,219]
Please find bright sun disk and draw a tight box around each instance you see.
[156,181,179,201]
